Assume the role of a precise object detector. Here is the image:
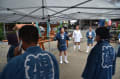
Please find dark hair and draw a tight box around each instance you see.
[59,27,64,31]
[19,25,39,44]
[89,26,92,28]
[76,25,79,27]
[95,27,110,40]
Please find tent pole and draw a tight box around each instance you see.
[79,20,82,28]
[49,0,92,17]
[14,7,42,22]
[42,0,45,19]
[90,20,92,27]
[47,6,120,10]
[46,8,76,20]
[6,6,120,10]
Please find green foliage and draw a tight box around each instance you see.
[0,23,4,41]
[118,24,120,30]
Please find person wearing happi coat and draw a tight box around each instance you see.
[54,27,69,64]
[82,27,116,79]
[86,27,96,53]
[0,25,59,79]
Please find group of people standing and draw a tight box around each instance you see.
[54,25,116,79]
[72,25,96,53]
[0,24,116,79]
[56,25,96,64]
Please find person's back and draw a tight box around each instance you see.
[7,33,19,62]
[0,25,59,79]
[82,27,116,79]
[0,46,59,79]
[82,40,116,79]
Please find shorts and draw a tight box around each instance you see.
[87,39,94,45]
[58,44,67,52]
[74,38,81,42]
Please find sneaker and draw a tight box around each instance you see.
[64,60,69,64]
[86,50,89,53]
[78,49,81,52]
[60,61,63,64]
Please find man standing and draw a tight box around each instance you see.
[82,27,116,79]
[86,27,96,53]
[72,25,83,52]
[0,25,59,79]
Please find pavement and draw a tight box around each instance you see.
[0,31,120,79]
[45,41,120,79]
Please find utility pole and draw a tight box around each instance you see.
[3,23,6,40]
[79,19,82,29]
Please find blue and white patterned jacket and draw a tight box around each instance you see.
[82,40,116,79]
[86,30,96,41]
[0,46,59,79]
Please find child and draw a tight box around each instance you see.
[72,25,82,51]
[82,27,116,79]
[86,27,96,53]
[55,27,69,64]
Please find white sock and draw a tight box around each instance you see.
[87,46,89,51]
[74,45,76,50]
[91,46,94,49]
[78,45,80,50]
[64,56,68,61]
[60,56,62,61]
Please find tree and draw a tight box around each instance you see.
[118,24,120,30]
[0,23,4,41]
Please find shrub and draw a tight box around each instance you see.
[0,23,4,41]
[118,24,120,30]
